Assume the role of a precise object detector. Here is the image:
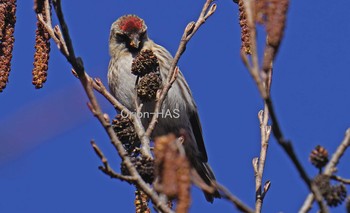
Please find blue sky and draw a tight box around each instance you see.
[1,0,350,212]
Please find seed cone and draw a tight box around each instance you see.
[121,157,154,184]
[313,174,348,207]
[112,114,140,154]
[309,145,329,169]
[131,49,159,77]
[325,184,347,207]
[136,72,162,102]
[314,174,331,196]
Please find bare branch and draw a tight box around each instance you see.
[214,182,254,213]
[91,140,137,182]
[255,108,271,212]
[331,175,350,185]
[324,128,350,176]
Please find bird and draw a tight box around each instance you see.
[107,14,220,202]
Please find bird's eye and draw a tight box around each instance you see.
[139,31,146,39]
[116,33,128,42]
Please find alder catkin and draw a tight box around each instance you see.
[238,0,251,54]
[0,4,6,40]
[266,0,289,48]
[134,188,151,213]
[0,0,17,92]
[32,0,51,89]
[154,134,191,213]
[262,0,289,72]
[255,0,267,25]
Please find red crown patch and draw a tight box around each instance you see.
[119,16,143,33]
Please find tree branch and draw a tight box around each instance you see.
[91,140,137,182]
[215,182,255,213]
[331,175,350,185]
[255,108,271,212]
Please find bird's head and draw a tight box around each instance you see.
[110,15,148,51]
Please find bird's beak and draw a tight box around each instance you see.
[129,35,140,49]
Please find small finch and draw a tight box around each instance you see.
[108,14,220,202]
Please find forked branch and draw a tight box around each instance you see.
[144,0,217,137]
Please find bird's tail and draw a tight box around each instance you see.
[178,128,221,202]
[193,160,221,202]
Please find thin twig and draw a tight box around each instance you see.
[91,140,137,182]
[215,182,255,213]
[255,108,271,213]
[300,128,350,213]
[254,45,273,213]
[324,128,350,176]
[331,175,350,185]
[144,0,216,137]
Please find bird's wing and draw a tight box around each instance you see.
[189,108,208,162]
[151,41,208,162]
